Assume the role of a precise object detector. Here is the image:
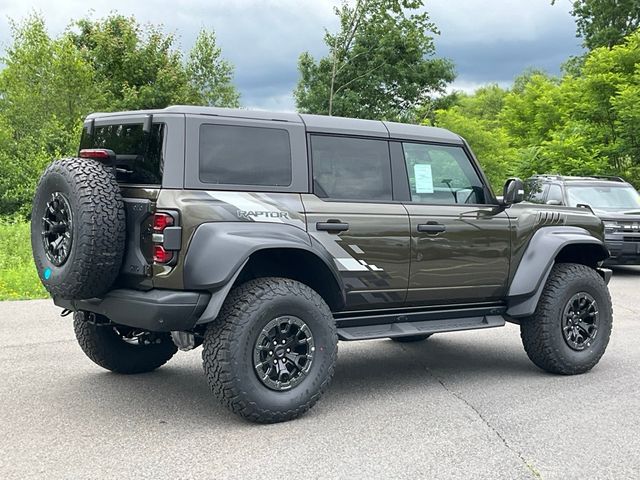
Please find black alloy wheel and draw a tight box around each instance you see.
[253,316,315,391]
[562,292,599,351]
[42,192,73,266]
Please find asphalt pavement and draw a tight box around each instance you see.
[1,268,640,479]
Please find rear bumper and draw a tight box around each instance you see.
[54,289,211,332]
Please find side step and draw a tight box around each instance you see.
[336,315,506,341]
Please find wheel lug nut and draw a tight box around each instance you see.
[273,360,277,364]
[286,348,290,352]
[282,340,286,344]
[269,351,273,355]
[273,341,277,345]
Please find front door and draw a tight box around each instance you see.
[302,134,410,310]
[398,141,511,305]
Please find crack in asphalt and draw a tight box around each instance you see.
[400,344,543,480]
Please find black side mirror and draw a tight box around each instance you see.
[502,178,525,205]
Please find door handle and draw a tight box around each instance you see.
[316,221,349,233]
[417,223,446,234]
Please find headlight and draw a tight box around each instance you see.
[603,221,619,232]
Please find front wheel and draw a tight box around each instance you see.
[520,263,612,375]
[202,277,338,423]
[73,313,177,374]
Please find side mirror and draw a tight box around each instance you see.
[502,178,525,205]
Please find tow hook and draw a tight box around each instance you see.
[171,331,197,351]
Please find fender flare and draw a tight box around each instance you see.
[506,226,608,318]
[182,222,345,323]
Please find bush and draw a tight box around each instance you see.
[0,219,48,300]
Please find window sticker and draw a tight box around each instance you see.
[414,164,434,193]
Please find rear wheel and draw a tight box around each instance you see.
[73,313,177,374]
[202,277,338,423]
[390,334,432,343]
[520,263,612,375]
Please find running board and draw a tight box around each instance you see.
[336,315,506,341]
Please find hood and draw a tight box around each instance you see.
[592,209,640,222]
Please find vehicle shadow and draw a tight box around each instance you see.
[611,265,640,277]
[56,335,540,426]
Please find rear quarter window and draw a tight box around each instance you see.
[199,124,292,187]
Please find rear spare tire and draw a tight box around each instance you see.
[31,158,126,299]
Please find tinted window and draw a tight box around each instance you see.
[199,124,291,186]
[80,122,164,184]
[546,184,564,204]
[525,180,547,204]
[311,135,392,201]
[402,143,485,204]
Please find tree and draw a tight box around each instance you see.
[294,0,455,121]
[186,30,240,107]
[0,13,240,217]
[431,85,514,189]
[0,15,101,215]
[68,15,240,110]
[556,0,640,49]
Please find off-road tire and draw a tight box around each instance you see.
[390,334,432,343]
[74,313,177,374]
[202,277,338,423]
[31,157,125,299]
[520,263,612,375]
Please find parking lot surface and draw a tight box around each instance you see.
[1,268,639,479]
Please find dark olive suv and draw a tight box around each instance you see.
[32,106,613,423]
[526,174,640,265]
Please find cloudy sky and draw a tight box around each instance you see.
[0,0,583,111]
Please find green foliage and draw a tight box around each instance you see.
[561,0,640,49]
[0,220,47,300]
[186,30,240,107]
[294,0,455,121]
[0,13,240,217]
[431,85,515,190]
[432,30,640,188]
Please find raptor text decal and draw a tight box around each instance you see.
[237,210,290,220]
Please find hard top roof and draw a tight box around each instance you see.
[86,105,463,144]
[531,174,630,185]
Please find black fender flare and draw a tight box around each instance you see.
[506,226,608,318]
[183,222,345,323]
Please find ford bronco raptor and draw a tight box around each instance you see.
[31,106,613,423]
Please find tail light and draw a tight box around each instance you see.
[152,211,181,265]
[79,148,115,161]
[153,245,173,264]
[153,212,174,232]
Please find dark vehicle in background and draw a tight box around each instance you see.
[526,175,640,265]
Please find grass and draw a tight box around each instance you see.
[0,221,48,300]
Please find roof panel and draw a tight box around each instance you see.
[383,121,462,144]
[86,106,302,123]
[300,114,388,137]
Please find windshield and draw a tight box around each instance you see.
[566,184,640,211]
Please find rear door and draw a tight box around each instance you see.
[302,134,410,310]
[397,141,511,305]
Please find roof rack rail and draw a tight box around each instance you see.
[531,174,564,180]
[588,175,626,182]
